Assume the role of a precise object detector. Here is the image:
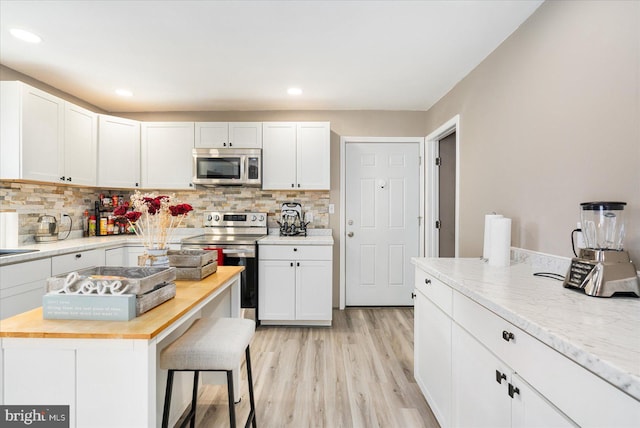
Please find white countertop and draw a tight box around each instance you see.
[0,229,205,266]
[412,257,640,401]
[259,229,334,245]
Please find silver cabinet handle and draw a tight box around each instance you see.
[347,232,354,237]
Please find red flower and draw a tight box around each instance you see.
[169,204,194,216]
[142,197,162,215]
[125,211,142,222]
[113,205,127,216]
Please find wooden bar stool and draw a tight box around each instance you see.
[160,317,257,428]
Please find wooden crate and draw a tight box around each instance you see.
[136,282,176,316]
[167,249,216,268]
[175,261,217,280]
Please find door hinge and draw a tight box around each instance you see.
[418,216,422,226]
[419,156,422,166]
[435,156,442,166]
[435,220,441,229]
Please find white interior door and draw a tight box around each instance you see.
[345,142,420,306]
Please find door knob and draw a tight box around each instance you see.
[347,232,354,237]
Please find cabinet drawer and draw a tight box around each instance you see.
[0,258,51,289]
[415,269,452,316]
[51,249,104,275]
[259,244,332,261]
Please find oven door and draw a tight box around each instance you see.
[221,248,258,309]
[184,243,258,309]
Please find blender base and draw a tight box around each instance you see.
[563,249,640,297]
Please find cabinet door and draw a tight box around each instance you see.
[229,122,262,148]
[511,374,576,428]
[141,122,195,189]
[452,323,511,428]
[296,122,330,190]
[262,122,297,190]
[64,103,97,186]
[258,259,295,320]
[414,290,452,427]
[295,260,332,320]
[105,247,127,266]
[0,258,51,319]
[195,122,228,148]
[21,84,65,182]
[98,115,141,188]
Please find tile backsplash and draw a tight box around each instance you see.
[0,181,329,243]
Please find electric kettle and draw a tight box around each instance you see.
[35,214,59,242]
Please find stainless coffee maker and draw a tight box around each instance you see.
[563,202,640,297]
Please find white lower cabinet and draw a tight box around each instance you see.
[105,247,127,266]
[259,244,332,325]
[415,266,640,427]
[51,248,105,275]
[0,258,51,319]
[414,271,452,427]
[452,323,574,428]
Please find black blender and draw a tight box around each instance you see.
[564,202,640,297]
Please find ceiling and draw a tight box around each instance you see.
[0,0,544,113]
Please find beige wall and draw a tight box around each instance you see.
[424,0,640,262]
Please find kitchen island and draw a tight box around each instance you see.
[0,265,244,428]
[413,257,640,428]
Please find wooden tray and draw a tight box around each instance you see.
[175,261,217,280]
[167,249,216,268]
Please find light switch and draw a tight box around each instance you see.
[329,204,335,214]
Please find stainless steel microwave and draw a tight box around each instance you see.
[192,148,261,187]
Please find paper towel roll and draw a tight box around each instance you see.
[483,214,503,260]
[0,211,19,248]
[489,217,511,267]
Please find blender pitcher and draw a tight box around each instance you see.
[580,202,626,250]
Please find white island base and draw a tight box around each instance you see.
[0,266,244,428]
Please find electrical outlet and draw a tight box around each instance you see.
[329,204,335,214]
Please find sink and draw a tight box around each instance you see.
[0,249,40,257]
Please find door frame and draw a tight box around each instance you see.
[339,136,425,309]
[425,115,460,258]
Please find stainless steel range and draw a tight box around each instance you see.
[181,212,267,312]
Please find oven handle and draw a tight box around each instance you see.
[202,247,256,258]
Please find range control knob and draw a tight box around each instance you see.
[251,215,257,221]
[259,215,265,221]
[207,214,212,222]
[214,214,220,222]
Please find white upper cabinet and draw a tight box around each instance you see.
[195,122,262,148]
[98,115,141,188]
[262,122,297,189]
[1,81,65,182]
[296,122,330,189]
[0,81,97,185]
[141,122,195,190]
[64,103,97,186]
[262,121,330,190]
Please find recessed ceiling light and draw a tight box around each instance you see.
[10,28,42,44]
[287,87,303,96]
[115,89,133,97]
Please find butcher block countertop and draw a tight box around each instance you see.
[0,266,243,340]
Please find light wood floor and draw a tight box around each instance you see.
[176,308,439,428]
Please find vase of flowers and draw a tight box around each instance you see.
[114,191,193,267]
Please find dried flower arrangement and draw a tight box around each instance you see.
[114,191,193,250]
